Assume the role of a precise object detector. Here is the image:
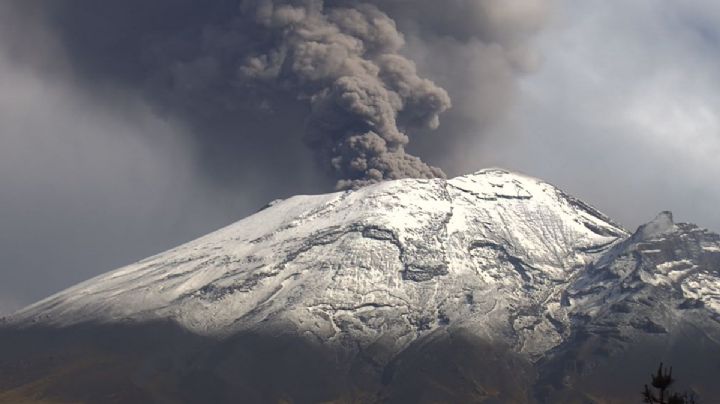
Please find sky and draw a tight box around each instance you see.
[1,0,719,314]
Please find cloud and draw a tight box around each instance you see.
[238,1,452,189]
[5,1,450,190]
[367,0,552,174]
[0,296,21,317]
[468,0,720,232]
[0,44,213,307]
[0,3,323,308]
[7,0,552,189]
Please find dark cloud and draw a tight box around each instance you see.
[236,1,451,189]
[11,0,452,189]
[368,0,550,175]
[7,0,547,187]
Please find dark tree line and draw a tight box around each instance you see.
[642,363,697,404]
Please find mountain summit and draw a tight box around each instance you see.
[2,169,719,403]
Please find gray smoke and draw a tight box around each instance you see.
[237,0,451,189]
[12,0,549,190]
[375,0,551,173]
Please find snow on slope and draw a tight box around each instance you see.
[566,211,720,331]
[7,169,634,356]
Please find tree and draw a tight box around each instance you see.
[642,363,697,404]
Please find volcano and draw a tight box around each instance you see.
[2,169,719,403]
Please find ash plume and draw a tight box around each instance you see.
[7,0,549,189]
[373,0,551,172]
[238,1,451,189]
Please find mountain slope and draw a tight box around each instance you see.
[2,169,719,403]
[9,170,626,352]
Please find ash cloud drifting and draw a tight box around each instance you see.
[238,0,451,189]
[20,0,549,189]
[378,0,551,172]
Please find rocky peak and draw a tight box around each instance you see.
[637,210,676,240]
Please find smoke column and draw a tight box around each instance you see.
[9,0,549,189]
[237,0,451,189]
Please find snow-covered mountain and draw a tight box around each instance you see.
[8,169,628,350]
[2,169,719,403]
